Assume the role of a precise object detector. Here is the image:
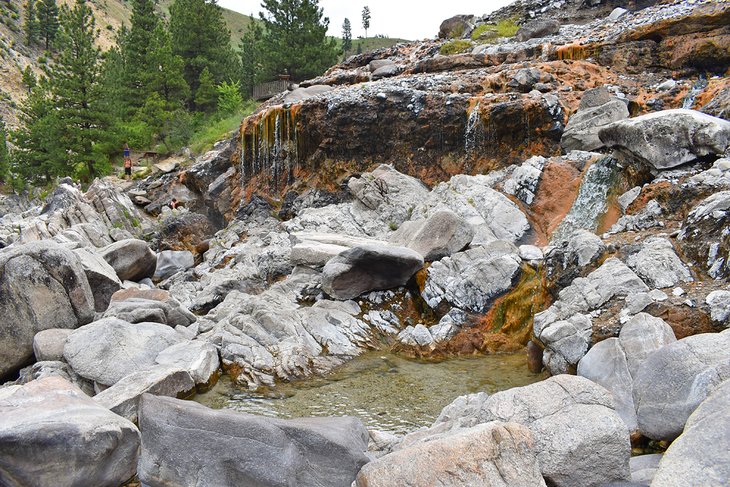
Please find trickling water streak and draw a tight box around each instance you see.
[682,75,707,110]
[551,156,622,243]
[464,99,482,155]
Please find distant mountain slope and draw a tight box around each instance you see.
[0,0,252,128]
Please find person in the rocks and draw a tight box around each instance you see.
[123,143,132,179]
[170,198,179,210]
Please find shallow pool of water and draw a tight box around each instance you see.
[195,351,545,435]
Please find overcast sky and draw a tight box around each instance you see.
[217,0,514,41]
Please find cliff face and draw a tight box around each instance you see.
[232,0,729,201]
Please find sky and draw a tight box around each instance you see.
[217,1,515,41]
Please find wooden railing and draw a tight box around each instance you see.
[253,80,291,101]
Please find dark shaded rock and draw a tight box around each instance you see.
[100,238,157,282]
[0,377,139,487]
[516,19,560,42]
[154,250,195,280]
[527,340,544,373]
[701,86,730,121]
[0,241,94,379]
[322,245,424,300]
[154,212,216,256]
[677,191,730,279]
[137,394,370,487]
[438,14,475,39]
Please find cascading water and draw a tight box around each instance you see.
[464,98,482,156]
[240,106,300,191]
[682,75,708,110]
[551,156,622,243]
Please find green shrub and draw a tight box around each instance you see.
[471,19,519,42]
[439,39,472,55]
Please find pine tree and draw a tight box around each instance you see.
[258,0,339,82]
[21,65,37,94]
[24,0,40,46]
[239,18,263,98]
[36,0,60,50]
[169,0,236,105]
[362,6,370,38]
[147,24,189,108]
[194,66,217,112]
[0,117,9,184]
[12,80,66,183]
[342,18,352,56]
[50,0,108,180]
[122,0,159,111]
[217,80,242,116]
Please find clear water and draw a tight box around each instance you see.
[195,351,544,435]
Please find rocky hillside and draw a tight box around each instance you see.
[0,0,252,127]
[0,0,729,486]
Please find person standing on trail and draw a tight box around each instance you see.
[123,143,132,179]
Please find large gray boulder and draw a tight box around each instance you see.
[422,241,521,313]
[0,376,139,487]
[632,329,730,440]
[73,247,122,312]
[389,209,473,261]
[599,109,730,170]
[577,338,635,431]
[93,365,195,423]
[137,394,370,487]
[32,328,73,362]
[0,241,95,379]
[515,18,560,41]
[102,296,196,327]
[411,375,630,487]
[561,99,630,152]
[100,238,157,281]
[651,379,730,486]
[153,250,195,281]
[626,238,692,289]
[355,422,546,487]
[577,314,675,433]
[63,318,186,386]
[321,244,423,300]
[154,340,220,385]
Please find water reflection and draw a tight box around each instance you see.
[195,351,545,435]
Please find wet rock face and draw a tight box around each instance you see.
[677,191,730,279]
[239,86,562,195]
[0,241,95,380]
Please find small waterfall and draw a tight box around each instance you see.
[551,156,622,243]
[682,75,707,110]
[464,99,482,155]
[240,106,300,191]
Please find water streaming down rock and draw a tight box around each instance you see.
[464,98,482,156]
[240,106,301,191]
[682,76,708,110]
[551,156,622,242]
